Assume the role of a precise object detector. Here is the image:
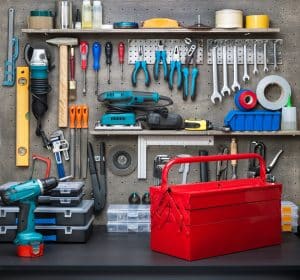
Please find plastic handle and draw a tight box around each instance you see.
[79,41,89,70]
[118,42,125,64]
[161,153,267,189]
[131,61,140,87]
[153,51,160,80]
[92,41,101,71]
[75,105,82,129]
[190,67,199,101]
[142,61,150,87]
[69,105,76,128]
[176,62,182,89]
[82,105,89,128]
[161,51,168,80]
[168,61,176,90]
[182,67,189,100]
[105,42,113,65]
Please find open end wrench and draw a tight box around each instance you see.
[221,45,231,96]
[273,40,279,71]
[242,44,250,82]
[211,46,222,104]
[263,41,269,72]
[253,42,258,75]
[231,45,240,92]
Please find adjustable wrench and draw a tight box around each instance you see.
[273,40,279,71]
[242,44,250,82]
[253,42,258,75]
[231,45,240,92]
[263,41,269,72]
[211,46,222,104]
[221,45,231,96]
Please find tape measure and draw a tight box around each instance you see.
[184,119,212,131]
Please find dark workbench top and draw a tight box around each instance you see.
[0,226,299,280]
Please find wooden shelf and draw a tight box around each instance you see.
[89,130,300,136]
[21,28,280,35]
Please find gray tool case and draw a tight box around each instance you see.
[0,200,94,226]
[0,216,94,243]
[38,192,84,207]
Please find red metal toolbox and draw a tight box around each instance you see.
[150,153,282,261]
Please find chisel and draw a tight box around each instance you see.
[75,105,82,178]
[81,105,89,179]
[230,138,238,179]
[69,105,76,177]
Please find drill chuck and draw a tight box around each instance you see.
[39,177,59,193]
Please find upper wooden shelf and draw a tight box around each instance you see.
[89,130,300,136]
[21,28,280,35]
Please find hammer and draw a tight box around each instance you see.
[47,37,78,127]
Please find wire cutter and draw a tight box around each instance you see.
[168,46,182,90]
[182,38,198,101]
[131,45,150,87]
[153,40,168,81]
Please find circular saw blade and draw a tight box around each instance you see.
[107,145,137,176]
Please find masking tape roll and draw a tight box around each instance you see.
[256,75,291,111]
[235,89,257,111]
[246,15,270,29]
[215,9,243,28]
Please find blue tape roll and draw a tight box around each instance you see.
[113,22,139,29]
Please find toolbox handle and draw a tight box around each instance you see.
[161,153,266,189]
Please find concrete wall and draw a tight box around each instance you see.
[0,0,299,224]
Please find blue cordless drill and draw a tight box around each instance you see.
[1,177,59,257]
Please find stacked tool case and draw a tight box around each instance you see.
[281,201,299,232]
[107,204,150,232]
[0,182,95,242]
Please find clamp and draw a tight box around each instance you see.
[153,40,168,81]
[131,45,150,87]
[169,45,182,90]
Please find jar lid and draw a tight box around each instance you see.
[30,10,53,17]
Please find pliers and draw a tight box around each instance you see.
[153,40,168,81]
[182,38,199,101]
[168,46,182,90]
[131,45,150,87]
[216,145,229,181]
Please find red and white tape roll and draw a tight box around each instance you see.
[235,89,257,111]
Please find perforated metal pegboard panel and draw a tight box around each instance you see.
[128,39,204,64]
[207,39,283,65]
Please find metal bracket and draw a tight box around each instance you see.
[137,135,214,179]
[207,39,283,65]
[128,39,204,65]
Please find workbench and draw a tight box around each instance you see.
[0,227,299,280]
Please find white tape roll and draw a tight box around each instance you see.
[256,75,291,110]
[215,9,243,28]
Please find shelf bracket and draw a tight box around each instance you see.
[137,135,214,179]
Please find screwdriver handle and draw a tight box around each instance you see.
[92,41,101,71]
[69,104,76,129]
[230,138,237,166]
[82,104,89,128]
[80,41,89,70]
[118,42,125,64]
[105,41,113,65]
[75,105,82,129]
[70,47,75,80]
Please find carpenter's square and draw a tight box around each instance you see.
[50,130,69,179]
[3,8,19,87]
[75,105,82,178]
[81,105,89,179]
[69,105,76,177]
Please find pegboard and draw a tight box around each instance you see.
[207,39,283,65]
[128,39,204,64]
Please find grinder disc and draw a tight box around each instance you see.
[107,145,137,176]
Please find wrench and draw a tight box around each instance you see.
[211,46,222,104]
[273,40,279,71]
[231,45,240,92]
[221,45,231,96]
[242,44,250,82]
[263,41,269,72]
[253,42,258,75]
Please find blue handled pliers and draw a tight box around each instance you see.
[153,40,168,81]
[168,46,182,90]
[131,46,150,87]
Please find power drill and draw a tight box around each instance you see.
[0,177,59,257]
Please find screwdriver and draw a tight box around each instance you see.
[105,41,113,84]
[230,138,238,179]
[92,41,101,95]
[118,42,125,81]
[79,41,89,95]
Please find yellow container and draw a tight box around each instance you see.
[246,15,270,29]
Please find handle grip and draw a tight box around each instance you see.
[82,104,89,128]
[190,67,199,101]
[142,61,150,87]
[79,41,89,70]
[131,62,139,87]
[92,41,101,71]
[182,67,189,100]
[161,153,267,189]
[118,42,125,64]
[168,62,175,90]
[161,52,168,80]
[105,42,113,65]
[69,104,76,128]
[75,105,82,129]
[176,62,182,89]
[32,154,51,178]
[153,51,160,81]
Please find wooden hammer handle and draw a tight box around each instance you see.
[59,45,68,127]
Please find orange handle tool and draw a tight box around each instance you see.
[82,105,89,128]
[75,105,82,129]
[69,105,76,129]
